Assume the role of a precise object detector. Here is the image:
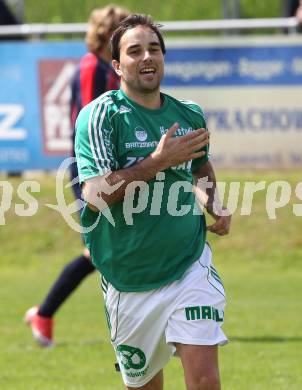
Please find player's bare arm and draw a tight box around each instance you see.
[193,161,231,236]
[83,123,209,211]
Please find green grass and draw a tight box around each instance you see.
[24,0,283,24]
[0,171,301,389]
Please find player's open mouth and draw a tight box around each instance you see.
[139,67,156,75]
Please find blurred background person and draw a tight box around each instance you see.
[283,0,300,16]
[24,3,130,347]
[0,0,21,27]
[283,0,302,30]
[296,0,302,25]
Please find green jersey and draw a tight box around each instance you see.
[75,88,209,292]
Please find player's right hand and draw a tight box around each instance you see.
[151,122,209,170]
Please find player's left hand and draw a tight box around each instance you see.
[207,208,232,236]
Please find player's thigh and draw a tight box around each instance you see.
[176,343,219,374]
[175,344,220,390]
[102,279,174,388]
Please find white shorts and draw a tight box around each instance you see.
[101,243,227,388]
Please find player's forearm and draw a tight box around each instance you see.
[193,161,223,218]
[83,153,165,210]
[105,154,166,204]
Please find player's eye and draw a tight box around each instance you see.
[129,49,140,55]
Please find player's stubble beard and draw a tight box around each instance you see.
[122,65,164,98]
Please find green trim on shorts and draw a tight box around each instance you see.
[111,292,121,343]
[198,261,226,299]
[210,266,224,287]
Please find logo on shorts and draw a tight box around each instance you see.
[116,345,146,371]
[134,126,148,142]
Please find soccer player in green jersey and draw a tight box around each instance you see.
[75,14,231,390]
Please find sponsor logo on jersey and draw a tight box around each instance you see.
[119,105,132,114]
[125,141,158,149]
[134,126,148,142]
[125,126,153,149]
[160,125,193,136]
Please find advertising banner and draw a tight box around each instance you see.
[0,42,84,171]
[0,36,301,170]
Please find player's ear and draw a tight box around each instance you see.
[112,60,122,77]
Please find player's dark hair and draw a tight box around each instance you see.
[110,14,166,61]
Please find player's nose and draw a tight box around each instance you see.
[142,50,152,61]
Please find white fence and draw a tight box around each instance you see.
[0,17,299,37]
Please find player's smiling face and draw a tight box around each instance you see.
[113,25,164,96]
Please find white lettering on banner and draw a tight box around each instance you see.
[165,61,232,81]
[238,58,284,80]
[165,58,302,82]
[0,104,26,140]
[0,148,29,163]
[44,62,76,152]
[291,58,302,75]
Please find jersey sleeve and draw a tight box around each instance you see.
[75,101,117,184]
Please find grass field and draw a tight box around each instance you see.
[0,171,301,389]
[24,0,283,24]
